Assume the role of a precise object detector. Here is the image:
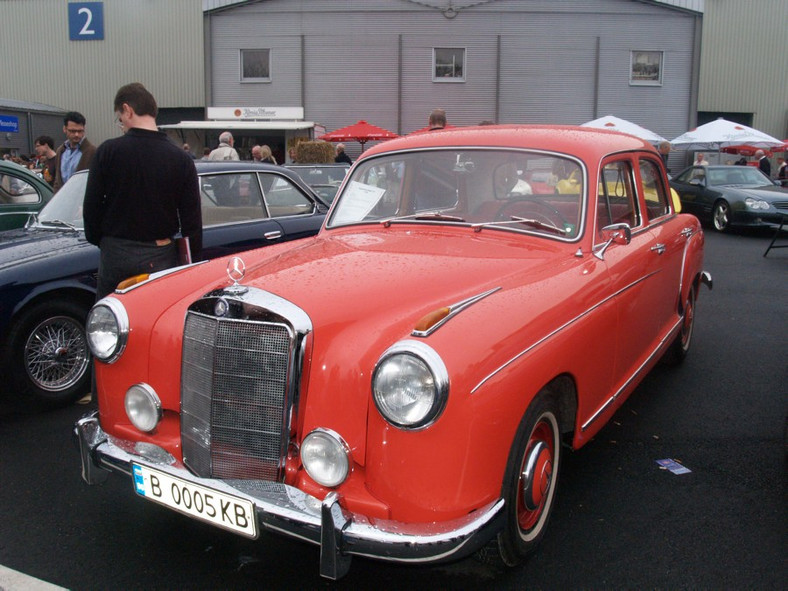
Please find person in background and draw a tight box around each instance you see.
[428,108,447,131]
[334,143,352,165]
[251,145,263,162]
[260,145,276,164]
[201,147,211,160]
[54,111,96,192]
[83,82,202,300]
[693,152,709,166]
[182,143,197,159]
[288,147,298,163]
[658,141,671,173]
[208,131,239,161]
[33,135,58,187]
[776,157,787,181]
[754,150,771,177]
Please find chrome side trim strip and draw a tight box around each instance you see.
[580,315,682,432]
[412,287,501,338]
[471,271,660,394]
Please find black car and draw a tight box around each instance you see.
[0,161,328,407]
[669,164,788,232]
[285,163,350,203]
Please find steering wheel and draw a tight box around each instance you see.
[494,197,570,228]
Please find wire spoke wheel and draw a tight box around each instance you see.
[24,315,90,392]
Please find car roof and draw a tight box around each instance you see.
[194,161,287,173]
[0,159,41,176]
[360,124,654,161]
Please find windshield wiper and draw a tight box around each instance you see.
[380,210,466,227]
[472,215,567,235]
[40,219,79,231]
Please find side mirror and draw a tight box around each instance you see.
[594,223,632,260]
[601,222,632,245]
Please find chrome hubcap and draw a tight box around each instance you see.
[521,441,553,511]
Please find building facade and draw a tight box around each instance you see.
[697,0,788,138]
[0,0,204,153]
[203,0,703,161]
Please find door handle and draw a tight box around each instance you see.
[264,231,283,240]
[680,227,694,238]
[650,243,666,255]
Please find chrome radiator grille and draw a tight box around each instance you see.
[181,311,294,481]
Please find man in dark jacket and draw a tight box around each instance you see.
[53,111,96,192]
[755,150,771,177]
[83,83,202,299]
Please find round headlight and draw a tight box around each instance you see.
[372,340,449,430]
[300,429,350,488]
[125,383,162,433]
[86,298,129,363]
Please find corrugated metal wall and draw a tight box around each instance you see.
[698,0,788,138]
[207,0,700,147]
[0,0,204,145]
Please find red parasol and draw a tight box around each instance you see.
[720,144,775,157]
[319,120,399,149]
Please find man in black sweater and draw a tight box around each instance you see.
[84,82,202,299]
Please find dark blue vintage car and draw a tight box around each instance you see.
[0,161,328,407]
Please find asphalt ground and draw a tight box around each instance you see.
[0,227,785,590]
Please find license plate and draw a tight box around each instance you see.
[132,463,257,538]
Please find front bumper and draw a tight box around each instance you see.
[75,411,504,579]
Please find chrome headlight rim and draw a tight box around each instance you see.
[124,383,162,433]
[372,340,449,431]
[301,428,351,488]
[86,297,129,363]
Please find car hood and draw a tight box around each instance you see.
[0,226,95,273]
[134,226,581,463]
[234,227,566,335]
[734,185,788,201]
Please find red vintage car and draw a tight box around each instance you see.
[76,125,711,579]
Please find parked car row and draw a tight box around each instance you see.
[0,161,328,407]
[74,125,711,580]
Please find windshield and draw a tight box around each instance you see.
[38,171,89,229]
[327,149,584,239]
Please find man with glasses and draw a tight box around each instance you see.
[83,82,201,299]
[54,111,96,192]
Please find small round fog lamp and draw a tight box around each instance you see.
[125,383,162,433]
[300,429,350,488]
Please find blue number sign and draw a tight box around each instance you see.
[68,2,104,41]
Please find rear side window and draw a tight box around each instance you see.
[597,160,639,239]
[259,174,315,218]
[638,159,671,222]
[200,173,267,226]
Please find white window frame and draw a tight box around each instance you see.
[433,47,466,82]
[629,50,663,86]
[240,49,271,83]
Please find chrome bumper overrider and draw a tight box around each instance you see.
[75,411,504,579]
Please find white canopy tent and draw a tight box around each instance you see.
[581,115,667,144]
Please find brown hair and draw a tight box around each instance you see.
[114,82,158,118]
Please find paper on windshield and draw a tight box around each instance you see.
[332,181,385,224]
